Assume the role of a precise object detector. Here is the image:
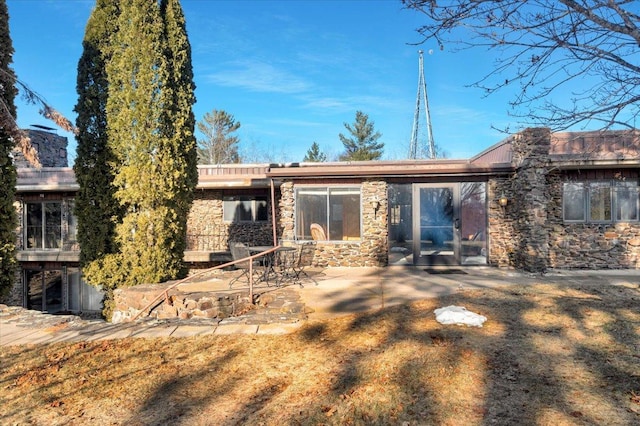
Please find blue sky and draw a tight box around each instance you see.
[7,0,523,164]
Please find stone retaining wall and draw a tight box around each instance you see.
[111,282,309,324]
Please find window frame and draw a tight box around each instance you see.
[222,195,268,223]
[562,179,639,224]
[614,183,640,222]
[24,201,63,250]
[588,181,613,223]
[562,182,586,222]
[294,185,362,241]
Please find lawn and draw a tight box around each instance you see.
[1,282,639,425]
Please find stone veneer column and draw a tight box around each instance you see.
[509,127,552,272]
[278,181,295,240]
[361,179,388,266]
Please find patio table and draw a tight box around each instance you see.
[248,246,296,286]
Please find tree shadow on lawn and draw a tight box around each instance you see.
[284,282,640,425]
[2,280,638,425]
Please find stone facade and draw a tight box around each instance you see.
[12,129,68,168]
[186,189,274,252]
[547,171,640,269]
[487,128,640,272]
[278,179,388,267]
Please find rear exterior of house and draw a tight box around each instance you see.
[5,128,640,314]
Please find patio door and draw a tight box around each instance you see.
[25,269,65,313]
[413,184,460,265]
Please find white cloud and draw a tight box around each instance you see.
[205,60,311,94]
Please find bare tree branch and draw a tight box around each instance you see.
[403,0,640,132]
[0,68,78,167]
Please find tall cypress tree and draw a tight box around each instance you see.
[73,0,122,268]
[0,0,18,298]
[160,0,198,270]
[82,0,197,317]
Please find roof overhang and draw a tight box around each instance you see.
[16,168,79,192]
[266,160,514,180]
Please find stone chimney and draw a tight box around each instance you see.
[12,127,69,168]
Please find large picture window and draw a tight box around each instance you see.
[563,180,639,223]
[295,187,361,241]
[25,202,62,249]
[223,196,268,222]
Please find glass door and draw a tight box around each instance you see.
[25,269,64,313]
[413,184,459,265]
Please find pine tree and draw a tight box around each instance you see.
[303,142,326,162]
[0,0,17,298]
[339,111,384,161]
[82,0,197,318]
[196,109,241,164]
[73,0,122,268]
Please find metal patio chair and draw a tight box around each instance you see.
[228,241,263,288]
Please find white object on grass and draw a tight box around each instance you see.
[434,305,487,327]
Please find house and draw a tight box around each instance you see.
[6,127,640,314]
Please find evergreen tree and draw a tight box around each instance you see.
[339,111,384,161]
[73,0,122,269]
[160,0,198,272]
[0,0,17,298]
[82,0,197,318]
[303,141,326,162]
[196,109,241,164]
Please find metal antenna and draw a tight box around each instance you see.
[409,50,436,159]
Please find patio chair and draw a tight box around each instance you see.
[310,223,326,241]
[289,241,317,287]
[228,241,262,288]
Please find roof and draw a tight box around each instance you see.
[265,158,512,179]
[549,130,640,167]
[15,129,639,191]
[16,168,78,192]
[197,164,270,188]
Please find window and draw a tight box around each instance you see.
[589,182,612,222]
[25,202,62,249]
[562,180,639,223]
[563,182,585,222]
[223,196,267,222]
[615,183,640,221]
[295,186,361,241]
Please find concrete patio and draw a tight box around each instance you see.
[1,266,639,346]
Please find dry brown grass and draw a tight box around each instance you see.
[1,282,639,425]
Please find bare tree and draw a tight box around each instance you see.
[402,0,640,131]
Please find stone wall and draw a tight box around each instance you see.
[487,128,552,272]
[487,177,514,268]
[278,179,388,267]
[508,128,552,272]
[547,171,640,269]
[111,283,255,323]
[488,128,640,271]
[111,282,308,324]
[12,129,68,168]
[186,190,274,252]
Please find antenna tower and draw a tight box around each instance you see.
[409,50,435,159]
